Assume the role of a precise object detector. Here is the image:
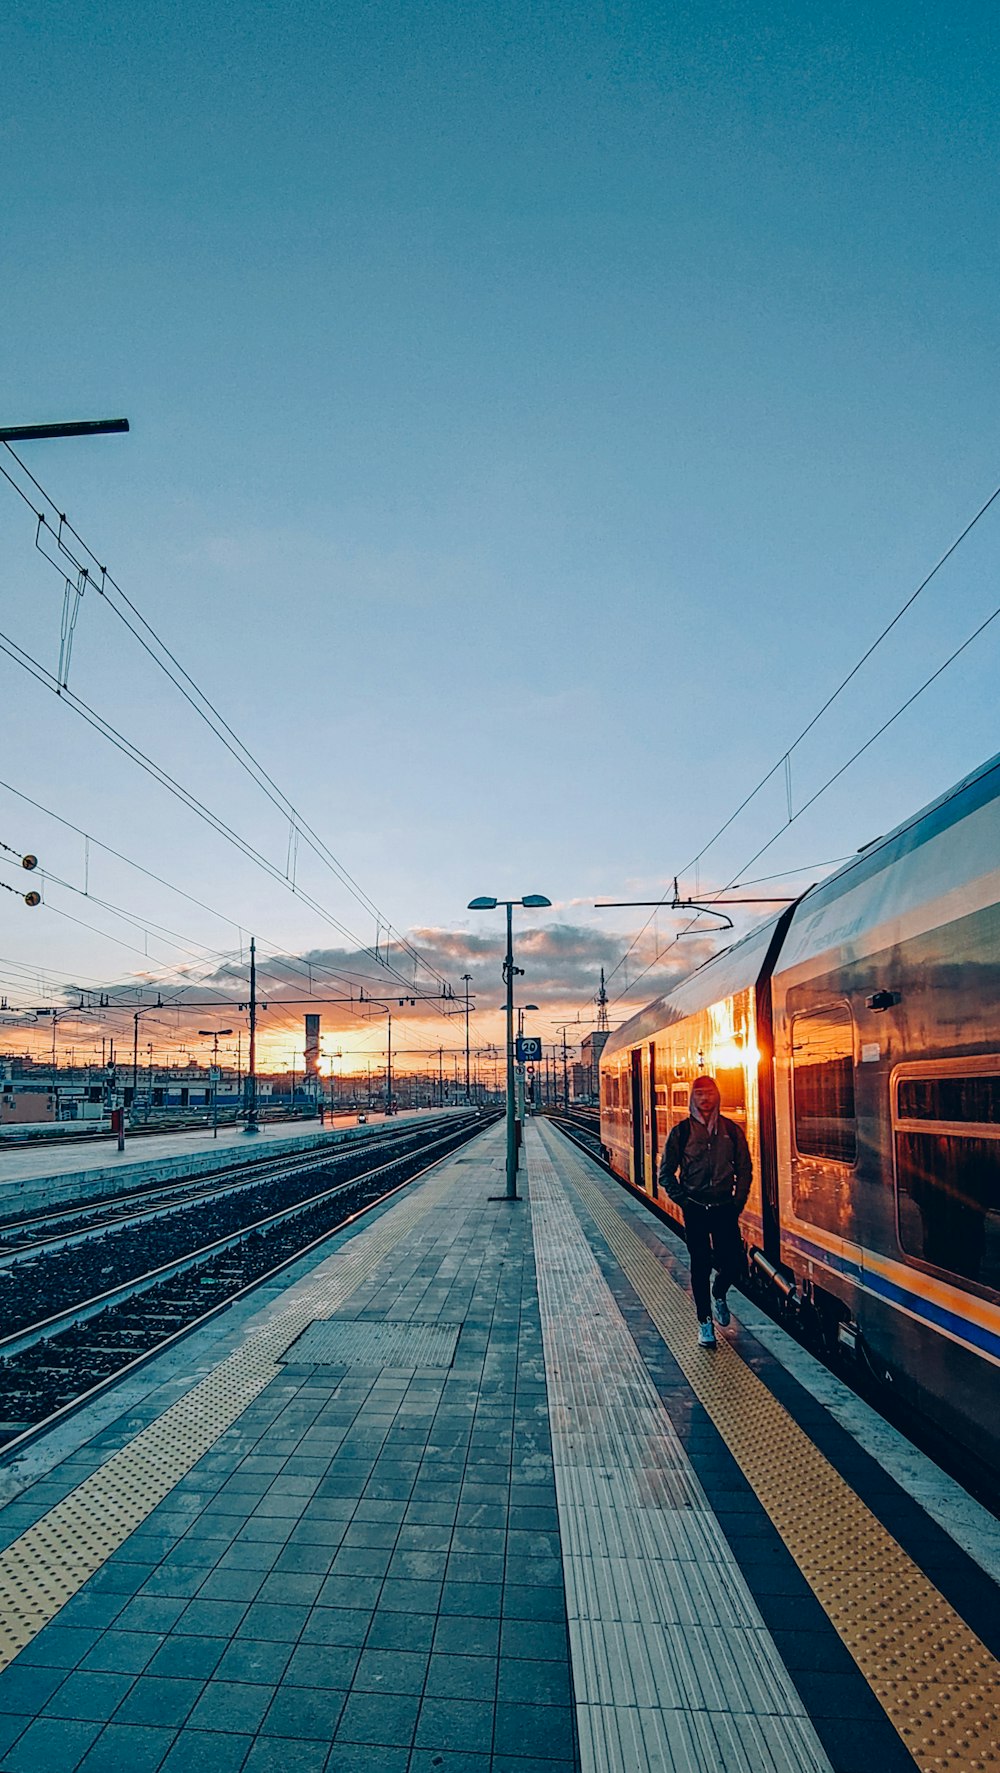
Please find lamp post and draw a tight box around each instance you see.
[199,1028,233,1139]
[467,896,551,1200]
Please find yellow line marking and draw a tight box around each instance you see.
[539,1123,1000,1773]
[0,1166,459,1670]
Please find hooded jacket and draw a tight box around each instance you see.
[657,1079,752,1210]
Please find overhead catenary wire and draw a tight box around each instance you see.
[608,599,1000,1007]
[0,625,456,1009]
[0,444,453,997]
[604,478,1000,994]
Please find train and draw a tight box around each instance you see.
[600,750,1000,1484]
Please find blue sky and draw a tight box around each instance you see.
[2,0,999,1067]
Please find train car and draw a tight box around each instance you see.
[600,751,1000,1478]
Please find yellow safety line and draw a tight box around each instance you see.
[0,1164,460,1670]
[539,1123,1000,1773]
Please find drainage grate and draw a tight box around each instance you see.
[282,1319,462,1369]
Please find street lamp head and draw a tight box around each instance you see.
[520,895,552,908]
[524,1004,539,1011]
[467,897,497,910]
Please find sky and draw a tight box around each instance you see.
[2,0,999,1075]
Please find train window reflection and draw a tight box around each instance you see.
[898,1074,1000,1125]
[792,1006,856,1164]
[896,1132,1000,1290]
[716,1066,746,1120]
[895,1067,1000,1290]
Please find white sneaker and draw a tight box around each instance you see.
[697,1319,716,1348]
[713,1296,731,1328]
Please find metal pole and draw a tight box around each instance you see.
[212,1031,219,1139]
[462,974,472,1102]
[563,1027,569,1110]
[132,1011,139,1104]
[246,938,259,1133]
[505,901,518,1198]
[387,1012,392,1116]
[0,418,129,443]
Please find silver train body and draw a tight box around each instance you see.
[600,753,1000,1478]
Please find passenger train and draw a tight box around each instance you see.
[600,752,1000,1484]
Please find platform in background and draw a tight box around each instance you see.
[0,1109,450,1217]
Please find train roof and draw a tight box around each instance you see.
[601,909,789,1060]
[601,749,1000,1062]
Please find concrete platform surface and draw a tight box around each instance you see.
[0,1119,994,1773]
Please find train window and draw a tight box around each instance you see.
[716,1066,746,1120]
[792,1006,856,1165]
[895,1069,1000,1290]
[898,1074,1000,1125]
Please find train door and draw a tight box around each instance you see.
[630,1049,643,1188]
[646,1042,658,1193]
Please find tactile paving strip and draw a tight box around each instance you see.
[0,1163,460,1671]
[527,1130,831,1773]
[282,1318,461,1368]
[536,1121,1000,1773]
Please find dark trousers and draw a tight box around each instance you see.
[682,1201,744,1320]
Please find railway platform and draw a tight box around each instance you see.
[0,1110,437,1217]
[0,1119,996,1773]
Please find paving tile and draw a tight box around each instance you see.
[42,1669,135,1720]
[408,1754,491,1773]
[325,1745,409,1773]
[214,1640,294,1686]
[493,1700,574,1759]
[144,1639,227,1682]
[500,1585,566,1622]
[75,1722,176,1772]
[16,1626,100,1669]
[282,1643,360,1688]
[491,1758,576,1773]
[352,1648,428,1695]
[241,1738,329,1773]
[112,1676,203,1728]
[0,1714,102,1772]
[117,1599,190,1635]
[185,1678,275,1733]
[413,1696,494,1754]
[316,1575,383,1610]
[438,1582,502,1619]
[54,1595,127,1632]
[334,1689,420,1747]
[81,1633,164,1677]
[365,1611,435,1654]
[423,1655,497,1702]
[191,1569,261,1606]
[299,1608,372,1648]
[258,1683,348,1738]
[234,1602,311,1641]
[158,1729,252,1772]
[0,1662,66,1714]
[497,1657,572,1707]
[498,1619,568,1663]
[340,1522,399,1550]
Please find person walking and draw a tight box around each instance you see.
[658,1075,751,1347]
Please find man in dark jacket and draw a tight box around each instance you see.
[658,1075,751,1347]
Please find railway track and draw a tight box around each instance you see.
[0,1110,499,1459]
[0,1113,461,1254]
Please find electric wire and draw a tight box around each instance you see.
[0,445,453,995]
[603,481,1000,993]
[608,601,1000,1007]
